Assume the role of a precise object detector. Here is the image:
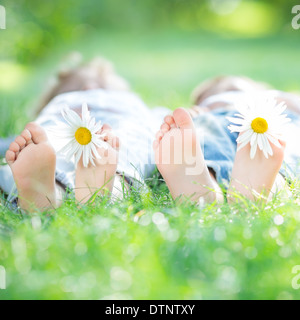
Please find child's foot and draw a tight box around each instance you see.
[153,108,223,203]
[75,124,119,202]
[5,123,57,211]
[228,134,286,201]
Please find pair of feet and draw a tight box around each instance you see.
[5,108,285,211]
[6,123,119,211]
[153,108,285,203]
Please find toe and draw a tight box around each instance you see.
[155,130,164,141]
[279,139,286,149]
[102,124,112,132]
[102,131,114,144]
[112,136,120,150]
[99,125,119,150]
[21,129,32,144]
[160,123,170,133]
[100,124,113,142]
[9,141,20,153]
[15,136,27,150]
[164,115,175,128]
[173,108,194,129]
[25,123,48,144]
[6,150,16,165]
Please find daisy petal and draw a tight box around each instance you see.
[62,107,82,128]
[250,141,258,159]
[237,129,254,144]
[226,116,245,125]
[266,134,281,148]
[250,132,258,146]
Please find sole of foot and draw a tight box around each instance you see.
[6,123,57,212]
[153,108,223,204]
[228,133,286,202]
[75,124,119,203]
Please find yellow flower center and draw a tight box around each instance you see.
[251,117,268,134]
[75,127,92,145]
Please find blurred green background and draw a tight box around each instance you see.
[0,0,299,137]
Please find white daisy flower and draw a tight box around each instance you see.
[58,103,108,168]
[227,94,291,159]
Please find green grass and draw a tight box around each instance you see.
[1,179,300,299]
[1,30,300,300]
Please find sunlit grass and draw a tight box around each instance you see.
[0,177,300,299]
[0,62,28,92]
[201,1,282,37]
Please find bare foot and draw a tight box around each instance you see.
[75,124,119,203]
[228,133,286,201]
[153,108,223,203]
[5,123,56,211]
